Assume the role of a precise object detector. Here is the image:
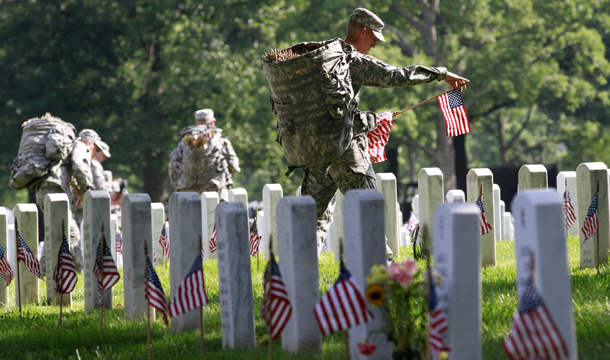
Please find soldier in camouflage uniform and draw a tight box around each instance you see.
[267,8,468,257]
[34,127,97,273]
[169,109,240,201]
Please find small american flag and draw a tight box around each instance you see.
[17,230,43,279]
[428,269,450,357]
[503,281,568,360]
[314,259,373,336]
[476,196,493,235]
[159,222,169,258]
[438,89,471,137]
[52,231,77,294]
[116,231,123,255]
[0,243,13,287]
[563,190,577,229]
[168,253,208,317]
[366,110,395,163]
[260,253,292,340]
[249,215,261,257]
[209,226,217,253]
[153,249,157,264]
[93,235,120,305]
[582,193,598,243]
[320,241,328,253]
[406,211,419,232]
[146,255,168,326]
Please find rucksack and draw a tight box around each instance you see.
[9,113,77,190]
[263,38,357,167]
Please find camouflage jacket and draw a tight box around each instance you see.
[169,125,240,192]
[38,141,93,197]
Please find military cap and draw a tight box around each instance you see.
[349,8,386,42]
[195,109,215,124]
[78,129,111,158]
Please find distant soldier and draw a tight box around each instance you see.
[169,109,240,201]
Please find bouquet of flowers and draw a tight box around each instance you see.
[359,259,447,360]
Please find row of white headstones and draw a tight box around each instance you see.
[0,161,605,359]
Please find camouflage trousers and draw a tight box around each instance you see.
[36,185,84,273]
[180,185,230,202]
[300,135,393,259]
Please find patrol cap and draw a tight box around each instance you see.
[195,109,215,124]
[349,8,386,42]
[78,129,111,158]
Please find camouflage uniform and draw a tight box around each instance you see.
[169,120,240,201]
[34,140,93,272]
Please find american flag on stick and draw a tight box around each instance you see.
[582,193,598,244]
[563,190,577,229]
[209,226,217,254]
[159,222,169,258]
[476,195,493,236]
[366,110,395,163]
[406,211,419,232]
[17,230,43,279]
[260,253,292,340]
[116,231,123,255]
[93,233,120,305]
[249,214,261,257]
[438,89,471,137]
[503,281,568,360]
[52,229,77,294]
[146,255,169,326]
[428,268,450,357]
[314,259,373,336]
[168,253,208,317]
[0,243,13,287]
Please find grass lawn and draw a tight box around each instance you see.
[0,236,608,359]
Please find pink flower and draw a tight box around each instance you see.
[386,260,420,289]
[358,342,376,355]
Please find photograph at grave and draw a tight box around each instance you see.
[0,1,609,358]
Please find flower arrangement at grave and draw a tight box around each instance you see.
[359,259,448,360]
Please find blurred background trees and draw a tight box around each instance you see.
[1,0,609,211]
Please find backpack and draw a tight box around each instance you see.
[263,38,357,167]
[9,113,77,190]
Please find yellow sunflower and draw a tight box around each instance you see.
[365,284,386,306]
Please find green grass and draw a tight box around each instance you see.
[0,236,608,359]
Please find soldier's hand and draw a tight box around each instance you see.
[444,72,469,90]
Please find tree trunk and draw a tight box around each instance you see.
[453,134,468,192]
[434,113,456,192]
[143,151,166,202]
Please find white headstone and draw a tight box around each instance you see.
[169,192,202,333]
[201,192,219,261]
[499,200,505,241]
[14,204,39,304]
[376,173,399,256]
[216,202,255,349]
[503,212,514,240]
[263,184,283,257]
[412,194,420,220]
[122,194,154,320]
[44,193,71,306]
[467,168,496,266]
[6,209,15,271]
[0,208,9,305]
[151,203,166,266]
[557,171,578,236]
[331,190,345,261]
[493,184,502,242]
[258,210,266,250]
[277,196,321,353]
[83,191,113,311]
[418,168,444,251]
[396,203,402,251]
[576,162,610,269]
[433,202,482,360]
[445,190,465,203]
[229,188,250,238]
[518,164,548,191]
[511,191,578,359]
[295,186,302,196]
[344,190,392,360]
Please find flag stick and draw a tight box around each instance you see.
[59,220,65,327]
[596,181,600,275]
[100,222,105,336]
[339,241,349,360]
[565,178,569,230]
[268,236,273,360]
[256,209,259,271]
[199,236,204,355]
[392,83,468,118]
[15,219,21,317]
[145,242,151,358]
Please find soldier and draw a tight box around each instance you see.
[169,109,240,201]
[264,8,468,258]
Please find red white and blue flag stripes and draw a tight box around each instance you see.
[146,255,169,326]
[503,281,568,360]
[93,236,120,305]
[168,253,208,317]
[428,269,450,357]
[438,89,471,137]
[52,231,77,294]
[0,243,13,287]
[159,222,169,259]
[406,211,419,232]
[476,196,493,235]
[249,216,261,257]
[563,190,577,229]
[367,110,395,163]
[582,193,598,244]
[17,230,43,279]
[314,260,373,336]
[209,226,217,254]
[260,253,292,340]
[116,231,123,255]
